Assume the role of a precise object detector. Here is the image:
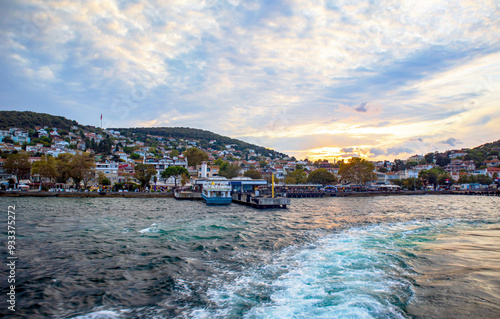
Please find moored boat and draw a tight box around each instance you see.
[201,181,232,205]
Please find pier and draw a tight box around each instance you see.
[232,193,290,209]
[173,191,202,200]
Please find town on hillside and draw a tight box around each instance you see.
[0,125,499,192]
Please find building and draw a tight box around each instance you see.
[444,160,475,174]
[95,162,119,184]
[407,154,424,163]
[449,150,468,159]
[484,159,500,167]
[196,162,220,178]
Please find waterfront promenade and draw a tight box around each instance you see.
[1,189,498,198]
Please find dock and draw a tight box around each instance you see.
[232,193,290,209]
[174,191,202,200]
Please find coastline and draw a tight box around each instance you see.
[1,190,497,198]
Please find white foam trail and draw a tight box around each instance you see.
[71,310,122,319]
[190,223,424,318]
[138,223,160,233]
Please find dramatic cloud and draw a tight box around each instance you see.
[386,147,415,156]
[439,138,462,147]
[0,0,499,160]
[354,103,368,113]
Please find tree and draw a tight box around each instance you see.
[2,136,14,144]
[55,153,73,184]
[307,168,337,185]
[180,173,190,186]
[130,153,140,160]
[4,153,31,185]
[170,149,179,157]
[214,158,225,167]
[289,169,307,184]
[339,158,376,184]
[393,159,406,172]
[437,173,454,186]
[259,160,267,168]
[244,169,262,179]
[435,155,451,167]
[419,168,445,188]
[184,147,208,167]
[134,164,157,189]
[69,153,95,189]
[393,177,423,190]
[285,176,297,184]
[97,171,111,187]
[219,163,241,179]
[424,152,435,164]
[476,174,493,185]
[378,167,388,173]
[458,174,475,184]
[161,166,189,188]
[32,155,58,188]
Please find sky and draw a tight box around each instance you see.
[0,0,499,161]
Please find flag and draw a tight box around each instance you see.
[100,114,102,120]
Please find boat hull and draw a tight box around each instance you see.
[202,193,232,205]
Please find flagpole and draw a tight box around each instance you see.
[100,114,103,129]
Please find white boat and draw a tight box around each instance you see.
[202,181,232,205]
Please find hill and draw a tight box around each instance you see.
[463,139,500,167]
[113,127,287,159]
[0,110,288,159]
[0,111,83,131]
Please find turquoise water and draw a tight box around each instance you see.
[1,195,499,318]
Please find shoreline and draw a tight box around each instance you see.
[1,190,497,198]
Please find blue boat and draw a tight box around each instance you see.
[201,181,232,205]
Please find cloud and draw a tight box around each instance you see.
[386,147,414,156]
[354,102,368,112]
[439,138,462,147]
[370,148,386,157]
[0,0,499,159]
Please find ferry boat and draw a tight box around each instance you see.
[201,181,232,205]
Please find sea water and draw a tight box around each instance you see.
[0,195,499,318]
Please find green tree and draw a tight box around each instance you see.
[2,136,14,144]
[134,164,157,189]
[55,153,73,184]
[290,169,307,184]
[170,149,179,157]
[307,168,337,185]
[393,159,406,171]
[130,153,140,160]
[219,163,241,179]
[419,167,445,188]
[393,177,423,190]
[476,174,493,185]
[161,166,189,188]
[184,147,208,167]
[4,153,31,185]
[97,171,111,187]
[69,153,95,189]
[285,176,297,184]
[435,155,451,167]
[424,152,435,164]
[458,174,476,184]
[339,158,376,184]
[244,169,262,179]
[437,173,454,186]
[32,155,58,187]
